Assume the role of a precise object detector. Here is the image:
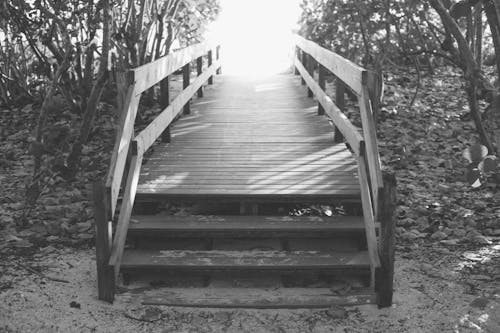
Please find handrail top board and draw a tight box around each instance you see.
[294,35,365,95]
[130,41,218,96]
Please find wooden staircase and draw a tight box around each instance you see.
[93,36,396,308]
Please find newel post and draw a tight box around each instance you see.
[93,182,115,302]
[375,171,397,308]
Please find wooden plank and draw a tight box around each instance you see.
[359,82,383,215]
[131,42,215,95]
[128,215,375,238]
[134,59,220,152]
[134,192,361,202]
[108,142,144,281]
[357,152,382,287]
[142,288,376,308]
[92,182,114,302]
[105,85,139,218]
[294,60,363,155]
[120,249,371,271]
[294,35,364,95]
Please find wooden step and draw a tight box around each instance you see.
[128,215,374,238]
[120,249,370,272]
[140,287,376,308]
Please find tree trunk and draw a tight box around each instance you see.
[66,0,111,174]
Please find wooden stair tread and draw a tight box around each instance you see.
[140,287,376,308]
[128,215,374,237]
[120,249,370,270]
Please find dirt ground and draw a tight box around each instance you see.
[0,244,498,333]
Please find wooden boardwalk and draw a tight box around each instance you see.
[137,74,360,201]
[96,37,396,307]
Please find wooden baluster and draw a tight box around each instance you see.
[306,54,313,97]
[294,46,300,75]
[183,62,191,114]
[160,76,171,143]
[208,50,213,85]
[300,50,306,85]
[318,64,326,115]
[196,56,203,98]
[93,182,114,302]
[334,79,345,143]
[216,45,221,74]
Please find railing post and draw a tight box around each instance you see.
[196,56,204,98]
[183,62,191,114]
[306,54,313,97]
[300,50,306,85]
[93,182,114,302]
[208,50,213,85]
[375,172,396,308]
[294,46,300,75]
[318,64,326,115]
[216,45,221,74]
[160,76,171,143]
[334,79,346,143]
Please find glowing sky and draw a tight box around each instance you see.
[208,0,301,76]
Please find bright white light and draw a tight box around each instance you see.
[208,0,301,76]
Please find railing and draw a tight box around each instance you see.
[293,35,383,283]
[94,41,221,302]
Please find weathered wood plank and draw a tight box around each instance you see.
[131,42,216,95]
[108,142,144,281]
[294,35,364,95]
[121,249,371,270]
[105,85,139,218]
[359,82,383,214]
[294,59,363,155]
[134,60,220,152]
[142,288,376,308]
[357,152,382,287]
[128,215,376,238]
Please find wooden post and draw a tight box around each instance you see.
[183,62,191,114]
[294,46,300,75]
[93,182,115,303]
[196,56,203,98]
[300,51,306,85]
[318,64,326,115]
[208,50,213,85]
[160,76,171,142]
[216,45,221,74]
[375,171,397,308]
[306,54,313,97]
[334,79,345,143]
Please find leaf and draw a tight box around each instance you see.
[478,155,498,173]
[462,144,488,163]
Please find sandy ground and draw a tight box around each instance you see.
[0,246,498,333]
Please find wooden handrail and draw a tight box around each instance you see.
[100,42,220,301]
[294,59,363,155]
[294,35,365,95]
[105,42,220,220]
[294,35,382,273]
